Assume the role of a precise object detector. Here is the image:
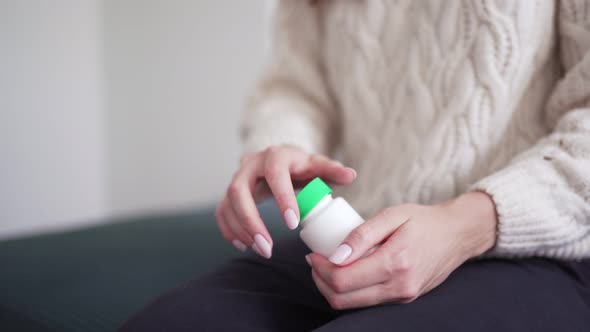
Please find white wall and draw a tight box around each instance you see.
[103,0,266,216]
[0,1,267,239]
[0,0,107,238]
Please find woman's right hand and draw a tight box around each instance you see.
[215,145,357,258]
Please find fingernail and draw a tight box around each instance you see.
[329,244,352,264]
[284,209,299,230]
[252,243,263,256]
[346,167,357,178]
[232,239,247,252]
[305,255,312,267]
[254,234,272,259]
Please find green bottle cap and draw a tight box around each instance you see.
[296,177,333,221]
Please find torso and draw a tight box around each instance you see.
[316,0,562,216]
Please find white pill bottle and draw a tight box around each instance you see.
[296,177,364,257]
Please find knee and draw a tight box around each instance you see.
[119,284,210,332]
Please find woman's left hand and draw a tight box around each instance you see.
[306,191,498,310]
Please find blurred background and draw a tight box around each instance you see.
[0,0,271,240]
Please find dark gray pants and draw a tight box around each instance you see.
[120,235,590,331]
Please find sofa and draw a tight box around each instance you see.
[0,201,286,331]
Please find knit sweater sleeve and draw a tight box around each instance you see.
[240,1,339,155]
[471,0,590,259]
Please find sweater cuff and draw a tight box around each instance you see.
[470,162,559,257]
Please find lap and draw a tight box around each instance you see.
[120,235,590,332]
[120,235,335,332]
[318,258,590,332]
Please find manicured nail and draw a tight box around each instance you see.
[284,209,299,230]
[232,239,247,252]
[305,255,312,267]
[252,243,263,256]
[346,167,357,178]
[254,234,272,259]
[329,244,352,264]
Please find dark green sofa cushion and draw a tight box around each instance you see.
[0,201,287,332]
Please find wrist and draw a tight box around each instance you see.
[448,191,498,259]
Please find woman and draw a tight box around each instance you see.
[122,1,590,331]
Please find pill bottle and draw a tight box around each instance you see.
[296,177,364,257]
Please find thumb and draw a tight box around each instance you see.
[328,208,409,265]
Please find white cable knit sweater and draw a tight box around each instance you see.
[241,0,590,259]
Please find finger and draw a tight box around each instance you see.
[311,269,386,310]
[223,202,252,253]
[227,159,273,259]
[308,242,410,293]
[329,207,409,265]
[308,155,357,184]
[226,202,272,258]
[263,147,300,230]
[214,199,233,243]
[216,199,248,253]
[291,154,356,185]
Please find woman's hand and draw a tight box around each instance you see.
[216,145,356,258]
[307,191,498,310]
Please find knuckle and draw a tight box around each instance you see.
[382,255,398,277]
[383,251,412,276]
[399,279,420,300]
[231,167,246,181]
[348,226,370,246]
[264,163,282,179]
[395,252,412,273]
[265,145,279,156]
[309,154,323,162]
[328,296,347,310]
[226,182,242,198]
[330,272,349,293]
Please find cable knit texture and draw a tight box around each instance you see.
[241,0,590,259]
